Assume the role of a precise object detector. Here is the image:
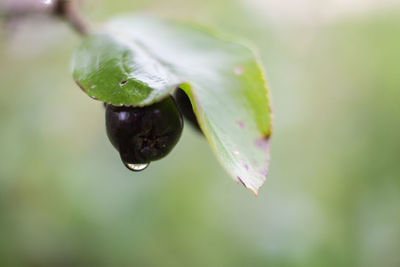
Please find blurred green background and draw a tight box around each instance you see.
[1,0,400,266]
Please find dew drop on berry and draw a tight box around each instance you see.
[123,162,150,172]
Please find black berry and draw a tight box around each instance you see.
[174,88,202,133]
[105,96,183,170]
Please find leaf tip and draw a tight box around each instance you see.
[237,176,260,197]
[253,190,259,197]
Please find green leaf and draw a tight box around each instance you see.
[71,32,182,106]
[71,15,272,194]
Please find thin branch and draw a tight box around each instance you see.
[53,0,90,36]
[0,0,90,36]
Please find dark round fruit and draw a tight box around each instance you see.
[174,88,202,133]
[105,96,183,166]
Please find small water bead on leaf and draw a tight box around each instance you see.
[124,162,149,172]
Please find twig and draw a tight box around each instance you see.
[0,0,90,36]
[53,0,89,36]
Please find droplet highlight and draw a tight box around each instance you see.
[124,162,150,172]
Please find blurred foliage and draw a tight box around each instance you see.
[0,0,399,266]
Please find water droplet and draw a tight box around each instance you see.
[123,162,149,172]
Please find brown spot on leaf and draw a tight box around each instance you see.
[263,130,272,140]
[234,66,244,75]
[120,80,128,86]
[259,168,268,176]
[237,121,246,129]
[255,136,270,151]
[243,163,249,171]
